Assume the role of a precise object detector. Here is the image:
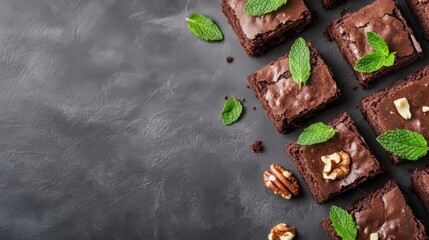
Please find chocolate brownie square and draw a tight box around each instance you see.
[406,0,429,40]
[221,0,312,56]
[321,181,428,240]
[285,113,383,203]
[360,66,429,164]
[325,0,423,88]
[248,43,341,133]
[410,166,429,214]
[321,0,343,9]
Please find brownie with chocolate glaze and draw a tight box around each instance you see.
[321,0,343,9]
[410,166,429,214]
[406,0,429,40]
[360,65,429,164]
[248,43,341,134]
[325,0,423,88]
[285,113,383,203]
[321,181,428,240]
[221,0,313,56]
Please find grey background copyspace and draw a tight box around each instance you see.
[0,0,428,239]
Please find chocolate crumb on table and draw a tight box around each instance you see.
[250,140,264,153]
[321,180,428,239]
[224,96,229,100]
[226,56,234,63]
[321,0,343,9]
[325,0,423,88]
[221,0,313,56]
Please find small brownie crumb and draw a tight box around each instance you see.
[224,96,229,100]
[226,56,234,63]
[246,85,250,89]
[352,85,358,91]
[242,98,246,102]
[250,140,264,153]
[253,106,256,110]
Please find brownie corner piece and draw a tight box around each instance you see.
[406,0,429,40]
[285,112,383,203]
[321,180,428,239]
[221,0,312,56]
[321,0,343,9]
[410,166,429,214]
[326,0,422,88]
[360,65,429,164]
[248,43,340,133]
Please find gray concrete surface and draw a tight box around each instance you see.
[0,0,428,239]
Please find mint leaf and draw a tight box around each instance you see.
[354,31,396,73]
[383,52,396,67]
[244,0,287,17]
[297,122,336,145]
[221,98,243,126]
[289,37,311,90]
[354,52,385,73]
[186,13,223,41]
[366,32,389,56]
[376,129,428,160]
[330,206,357,240]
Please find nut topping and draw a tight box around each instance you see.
[321,151,351,180]
[264,164,300,200]
[394,97,412,120]
[268,223,296,240]
[423,106,429,113]
[370,233,379,240]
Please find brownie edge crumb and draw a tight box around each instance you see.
[250,140,264,153]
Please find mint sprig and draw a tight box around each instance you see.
[244,0,287,17]
[221,98,243,126]
[289,37,311,90]
[186,13,223,41]
[354,31,396,73]
[377,129,428,161]
[330,206,357,240]
[297,122,336,145]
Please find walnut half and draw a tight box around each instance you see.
[321,151,351,180]
[268,223,296,240]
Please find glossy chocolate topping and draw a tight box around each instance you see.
[354,185,423,239]
[228,0,308,39]
[375,75,429,140]
[299,122,377,201]
[338,0,421,62]
[255,51,338,120]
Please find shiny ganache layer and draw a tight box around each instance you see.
[354,185,424,239]
[298,121,378,201]
[254,51,338,121]
[374,75,429,140]
[227,0,308,39]
[337,0,421,62]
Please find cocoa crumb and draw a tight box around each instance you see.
[224,96,228,100]
[250,140,264,153]
[253,106,256,110]
[226,56,234,63]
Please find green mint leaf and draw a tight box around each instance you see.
[221,98,243,126]
[297,122,336,145]
[376,129,428,161]
[244,0,287,17]
[383,52,396,67]
[289,37,311,90]
[186,13,223,41]
[366,31,389,56]
[354,31,395,73]
[354,52,385,73]
[330,206,357,240]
